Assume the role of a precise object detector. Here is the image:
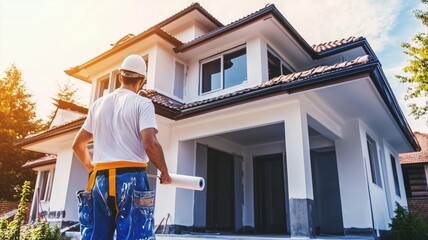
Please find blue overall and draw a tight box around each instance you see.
[77,170,155,240]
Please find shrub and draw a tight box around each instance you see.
[390,202,428,240]
[0,181,68,240]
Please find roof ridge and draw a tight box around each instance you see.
[155,2,223,29]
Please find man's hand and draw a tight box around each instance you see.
[159,171,172,185]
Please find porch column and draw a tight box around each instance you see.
[284,102,315,238]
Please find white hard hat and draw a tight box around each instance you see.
[119,54,146,78]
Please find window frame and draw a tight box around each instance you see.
[267,46,293,80]
[95,74,110,99]
[390,154,401,197]
[199,45,247,95]
[173,59,186,100]
[366,135,383,187]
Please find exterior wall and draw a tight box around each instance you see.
[170,22,208,43]
[153,44,175,98]
[50,109,85,128]
[335,119,373,230]
[49,145,74,212]
[63,154,88,222]
[407,198,428,224]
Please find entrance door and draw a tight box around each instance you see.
[206,148,235,232]
[254,153,286,234]
[311,149,344,235]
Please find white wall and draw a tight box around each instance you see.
[49,145,75,212]
[64,154,88,221]
[335,119,373,229]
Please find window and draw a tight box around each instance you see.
[390,155,401,197]
[267,49,292,80]
[97,77,109,98]
[367,135,382,187]
[174,61,185,99]
[201,46,247,94]
[38,169,55,202]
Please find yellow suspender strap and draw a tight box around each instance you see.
[85,161,148,191]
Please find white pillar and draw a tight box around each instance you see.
[284,101,315,238]
[335,119,373,233]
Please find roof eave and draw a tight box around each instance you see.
[17,118,85,148]
[174,4,317,57]
[65,28,183,80]
[315,38,378,60]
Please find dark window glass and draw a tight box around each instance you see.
[202,58,221,93]
[282,64,292,75]
[268,51,281,80]
[224,48,247,88]
[390,155,401,197]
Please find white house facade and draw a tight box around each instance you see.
[19,3,419,239]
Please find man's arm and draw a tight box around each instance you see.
[141,128,171,184]
[72,128,94,173]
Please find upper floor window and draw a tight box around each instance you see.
[366,135,382,187]
[200,46,247,94]
[94,55,149,100]
[267,48,292,80]
[97,76,109,99]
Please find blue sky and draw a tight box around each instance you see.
[0,0,426,132]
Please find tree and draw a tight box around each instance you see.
[0,65,43,200]
[396,0,428,120]
[43,79,81,128]
[52,79,80,105]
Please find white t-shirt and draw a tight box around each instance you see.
[82,88,158,164]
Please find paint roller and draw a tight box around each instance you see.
[148,173,205,191]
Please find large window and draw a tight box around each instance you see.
[201,46,247,94]
[367,135,382,187]
[390,155,401,197]
[267,49,292,80]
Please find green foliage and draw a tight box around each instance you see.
[0,181,68,240]
[390,202,428,240]
[396,0,428,120]
[20,220,68,240]
[0,65,43,200]
[44,79,81,129]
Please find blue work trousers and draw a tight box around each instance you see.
[77,171,155,240]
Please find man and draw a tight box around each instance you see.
[73,54,171,240]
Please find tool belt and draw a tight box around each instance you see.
[86,161,148,194]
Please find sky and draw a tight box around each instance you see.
[0,0,427,132]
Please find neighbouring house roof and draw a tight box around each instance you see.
[400,132,428,165]
[54,100,88,114]
[22,155,56,169]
